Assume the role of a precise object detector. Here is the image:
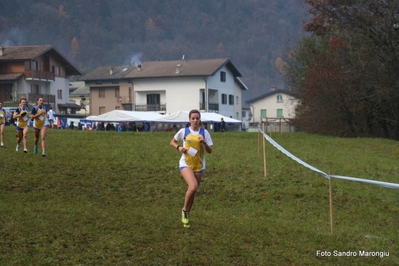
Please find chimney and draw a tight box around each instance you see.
[110,68,113,75]
[138,64,142,71]
[176,64,181,74]
[0,47,4,57]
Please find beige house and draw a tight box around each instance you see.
[0,45,81,112]
[80,58,248,120]
[246,89,299,124]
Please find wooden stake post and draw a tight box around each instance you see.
[262,122,267,177]
[258,126,263,156]
[328,171,334,235]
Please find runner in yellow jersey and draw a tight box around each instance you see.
[170,109,213,228]
[14,98,30,153]
[30,97,48,157]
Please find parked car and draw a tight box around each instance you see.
[3,107,18,126]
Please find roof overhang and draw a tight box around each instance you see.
[58,103,82,110]
[0,73,24,81]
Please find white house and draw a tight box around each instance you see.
[0,45,81,112]
[246,89,299,124]
[241,106,252,130]
[81,58,248,121]
[69,81,90,115]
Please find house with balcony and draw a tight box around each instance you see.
[80,58,248,120]
[0,45,81,112]
[246,89,299,124]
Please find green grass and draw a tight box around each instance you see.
[0,128,398,265]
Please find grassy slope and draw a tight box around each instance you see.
[0,129,398,265]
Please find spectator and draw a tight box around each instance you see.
[126,122,132,131]
[98,122,105,131]
[221,118,226,132]
[117,123,123,132]
[47,107,55,128]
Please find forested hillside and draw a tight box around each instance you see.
[0,0,309,101]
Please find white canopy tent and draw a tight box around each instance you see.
[154,110,242,124]
[85,110,163,122]
[201,112,242,124]
[84,110,242,131]
[154,110,242,132]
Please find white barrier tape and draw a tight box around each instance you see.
[258,126,329,179]
[258,125,399,189]
[330,175,399,189]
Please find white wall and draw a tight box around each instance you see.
[207,65,240,118]
[16,76,69,113]
[133,77,205,114]
[132,65,244,118]
[241,108,252,130]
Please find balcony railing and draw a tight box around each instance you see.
[209,103,219,112]
[134,104,166,112]
[199,102,219,112]
[28,93,56,104]
[25,70,55,81]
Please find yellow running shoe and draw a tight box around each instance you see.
[181,209,190,228]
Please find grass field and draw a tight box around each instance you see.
[0,128,398,265]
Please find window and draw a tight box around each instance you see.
[220,71,226,82]
[242,111,246,118]
[112,80,119,84]
[57,90,62,99]
[221,94,227,104]
[95,80,103,85]
[115,106,120,110]
[277,109,283,117]
[277,94,283,103]
[31,84,40,94]
[236,112,239,119]
[5,85,12,100]
[260,109,267,118]
[54,66,60,76]
[99,89,105,98]
[31,61,38,70]
[229,95,234,105]
[146,94,160,111]
[147,94,160,105]
[115,88,120,98]
[236,96,239,104]
[99,107,106,114]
